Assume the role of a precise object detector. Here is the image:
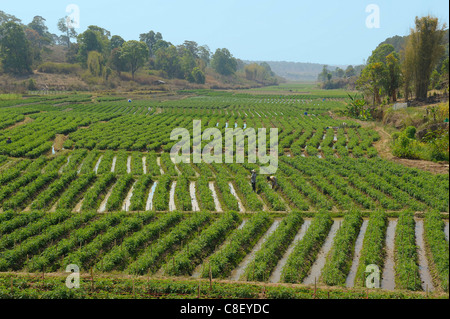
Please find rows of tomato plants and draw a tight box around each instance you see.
[0,159,32,185]
[0,211,96,271]
[225,163,263,211]
[26,213,124,272]
[278,161,332,210]
[281,213,334,283]
[354,211,388,287]
[0,211,45,236]
[105,174,134,211]
[201,212,272,279]
[153,175,172,211]
[78,150,100,174]
[129,175,153,211]
[114,150,129,175]
[174,175,192,211]
[164,212,240,276]
[321,211,363,286]
[95,212,182,272]
[423,212,449,292]
[0,170,41,206]
[276,170,310,211]
[31,171,78,209]
[210,164,239,211]
[160,153,179,177]
[127,212,212,275]
[131,152,144,175]
[146,152,161,176]
[196,176,216,211]
[394,211,422,291]
[60,149,88,173]
[96,150,115,174]
[243,212,304,282]
[57,173,96,209]
[0,211,71,251]
[81,173,116,210]
[62,213,153,270]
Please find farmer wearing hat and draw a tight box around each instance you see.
[6,137,12,144]
[267,175,278,191]
[251,169,257,192]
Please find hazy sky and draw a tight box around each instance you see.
[1,0,449,65]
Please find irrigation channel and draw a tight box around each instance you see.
[209,182,222,212]
[381,219,397,290]
[269,219,312,283]
[414,218,435,292]
[345,219,369,288]
[303,219,341,285]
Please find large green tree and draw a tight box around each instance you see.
[0,11,21,25]
[139,30,162,57]
[110,35,125,50]
[403,16,446,100]
[358,44,401,103]
[77,26,111,64]
[155,45,180,78]
[121,40,149,79]
[0,21,33,74]
[28,16,52,48]
[211,48,237,76]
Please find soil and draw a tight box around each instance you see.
[6,116,34,130]
[52,134,68,151]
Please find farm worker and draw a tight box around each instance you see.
[251,170,257,192]
[267,176,278,190]
[6,137,12,144]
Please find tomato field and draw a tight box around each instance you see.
[0,90,448,299]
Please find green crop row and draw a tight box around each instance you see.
[243,212,304,282]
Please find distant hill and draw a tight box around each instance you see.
[243,60,347,82]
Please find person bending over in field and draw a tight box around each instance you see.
[267,175,278,191]
[251,169,257,192]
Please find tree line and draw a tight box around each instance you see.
[0,10,278,86]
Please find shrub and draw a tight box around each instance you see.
[37,62,81,74]
[405,126,416,139]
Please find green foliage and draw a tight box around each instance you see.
[345,94,372,120]
[405,126,416,139]
[403,16,446,100]
[202,212,272,279]
[424,212,449,292]
[191,67,205,84]
[282,213,333,283]
[0,21,33,74]
[321,211,363,286]
[121,40,149,79]
[394,211,422,291]
[127,212,211,275]
[354,212,388,287]
[164,212,240,276]
[243,212,304,282]
[211,48,237,76]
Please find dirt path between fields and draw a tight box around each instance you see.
[5,116,34,130]
[329,111,449,175]
[371,125,448,175]
[53,134,68,151]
